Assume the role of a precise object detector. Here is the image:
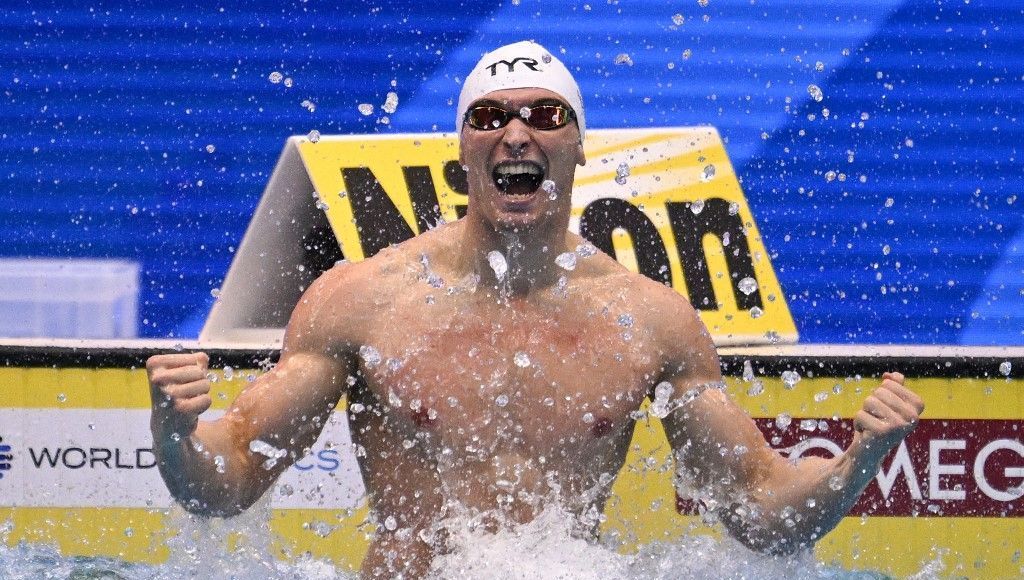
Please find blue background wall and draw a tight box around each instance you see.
[2,0,1021,344]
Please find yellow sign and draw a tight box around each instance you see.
[295,129,797,345]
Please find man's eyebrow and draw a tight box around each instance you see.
[531,98,568,107]
[469,98,504,108]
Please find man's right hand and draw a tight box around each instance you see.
[146,352,213,444]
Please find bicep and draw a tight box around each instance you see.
[225,350,352,457]
[220,268,358,475]
[662,388,779,495]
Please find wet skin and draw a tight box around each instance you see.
[147,88,925,579]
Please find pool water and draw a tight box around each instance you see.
[0,503,942,579]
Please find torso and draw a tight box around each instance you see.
[321,222,682,563]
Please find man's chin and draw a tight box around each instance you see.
[489,211,545,234]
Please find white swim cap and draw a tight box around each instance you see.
[456,41,585,140]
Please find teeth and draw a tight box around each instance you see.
[496,162,542,176]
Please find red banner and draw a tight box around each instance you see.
[677,419,1024,517]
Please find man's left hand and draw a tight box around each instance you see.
[852,372,925,460]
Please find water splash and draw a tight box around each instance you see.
[487,250,508,282]
[555,252,577,271]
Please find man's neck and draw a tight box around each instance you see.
[456,215,572,299]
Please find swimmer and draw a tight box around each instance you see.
[147,41,924,578]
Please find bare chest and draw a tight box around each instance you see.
[354,301,660,457]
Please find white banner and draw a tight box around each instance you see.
[0,409,365,509]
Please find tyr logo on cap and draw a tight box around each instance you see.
[486,57,540,76]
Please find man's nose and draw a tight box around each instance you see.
[502,118,533,156]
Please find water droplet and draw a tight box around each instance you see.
[519,106,532,119]
[815,61,825,72]
[309,520,334,537]
[214,455,226,474]
[487,250,508,281]
[268,71,283,84]
[349,402,365,414]
[781,370,801,389]
[742,360,755,382]
[541,179,558,200]
[543,397,555,407]
[800,419,818,432]
[124,527,134,537]
[671,13,684,25]
[57,393,66,403]
[682,48,693,60]
[814,391,829,402]
[542,53,552,64]
[807,84,824,102]
[999,361,1012,376]
[615,162,630,185]
[614,53,633,66]
[300,99,316,113]
[384,516,398,531]
[358,103,374,116]
[205,144,215,153]
[283,77,293,88]
[749,306,764,319]
[882,244,891,256]
[617,313,634,328]
[828,475,844,491]
[222,366,234,381]
[359,345,382,367]
[825,170,837,182]
[575,242,597,258]
[728,201,740,215]
[307,129,321,143]
[738,277,758,296]
[690,199,705,214]
[555,252,577,271]
[513,352,531,368]
[700,165,716,182]
[697,0,709,6]
[382,91,399,114]
[746,380,764,396]
[650,381,674,418]
[169,432,181,442]
[582,412,595,423]
[774,413,792,430]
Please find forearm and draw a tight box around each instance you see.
[152,417,260,516]
[726,449,881,554]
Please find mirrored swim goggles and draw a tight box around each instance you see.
[463,103,577,131]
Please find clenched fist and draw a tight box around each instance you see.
[147,352,213,444]
[853,372,925,458]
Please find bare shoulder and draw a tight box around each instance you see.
[284,242,413,352]
[585,259,717,373]
[584,258,703,336]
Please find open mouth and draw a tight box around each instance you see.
[492,161,544,199]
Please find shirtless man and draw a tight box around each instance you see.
[147,41,924,578]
